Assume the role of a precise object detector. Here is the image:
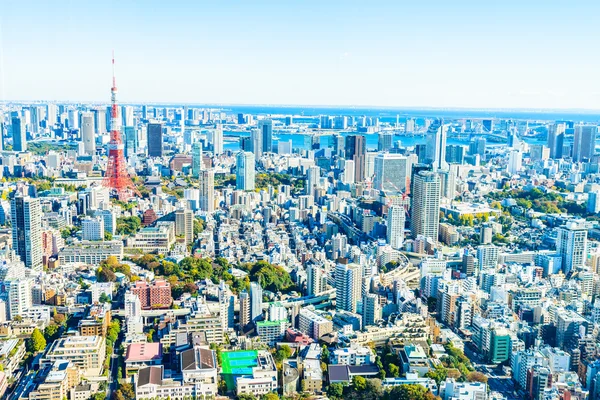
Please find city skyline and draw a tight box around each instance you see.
[1,1,600,109]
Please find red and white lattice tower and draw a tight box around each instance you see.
[103,54,140,200]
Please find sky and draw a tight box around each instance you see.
[1,0,600,109]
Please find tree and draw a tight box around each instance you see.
[104,231,113,241]
[118,383,135,400]
[28,328,47,353]
[352,376,367,391]
[92,393,106,400]
[99,293,111,303]
[467,371,488,383]
[261,394,279,400]
[327,383,344,399]
[384,384,436,400]
[44,324,59,341]
[53,313,66,326]
[274,345,293,362]
[97,267,116,282]
[237,394,257,400]
[388,363,400,377]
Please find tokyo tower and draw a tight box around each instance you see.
[103,55,140,200]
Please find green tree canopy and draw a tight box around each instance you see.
[28,328,47,353]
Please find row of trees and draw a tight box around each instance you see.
[328,379,438,400]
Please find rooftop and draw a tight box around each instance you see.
[125,343,162,362]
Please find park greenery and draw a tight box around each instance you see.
[116,216,142,235]
[424,343,475,384]
[130,254,296,299]
[486,187,587,215]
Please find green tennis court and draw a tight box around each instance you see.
[221,350,259,390]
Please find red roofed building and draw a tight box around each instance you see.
[130,280,172,310]
[125,342,163,374]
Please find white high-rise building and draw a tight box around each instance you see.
[573,125,596,162]
[6,278,33,320]
[80,112,95,155]
[46,104,58,126]
[477,245,499,270]
[124,293,143,335]
[425,118,447,170]
[306,265,323,296]
[341,159,355,184]
[507,150,523,174]
[82,217,105,241]
[335,263,362,313]
[387,205,405,249]
[192,142,203,178]
[306,166,321,196]
[175,208,194,245]
[199,169,215,213]
[218,282,234,330]
[96,209,117,235]
[373,153,409,193]
[251,129,263,158]
[268,302,287,322]
[410,171,441,241]
[250,282,263,323]
[68,109,79,129]
[213,124,224,155]
[362,293,381,326]
[556,220,588,275]
[239,291,250,328]
[121,106,134,127]
[11,195,42,270]
[236,152,255,191]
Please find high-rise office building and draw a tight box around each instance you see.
[6,278,33,320]
[377,132,394,152]
[251,129,263,158]
[556,220,588,275]
[175,208,194,245]
[67,109,79,130]
[573,125,596,162]
[306,166,321,196]
[507,150,523,174]
[213,124,224,155]
[445,145,465,164]
[344,135,366,183]
[236,151,255,191]
[82,217,105,241]
[92,108,107,134]
[387,205,405,249]
[80,112,95,155]
[410,171,441,240]
[11,194,42,270]
[250,282,263,323]
[335,262,362,313]
[147,123,163,157]
[29,106,40,134]
[121,106,134,127]
[124,126,137,158]
[259,119,273,153]
[199,169,215,213]
[11,117,26,152]
[46,104,58,127]
[425,118,447,170]
[547,123,566,159]
[373,153,408,193]
[192,142,203,178]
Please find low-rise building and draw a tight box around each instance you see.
[58,240,123,265]
[44,335,106,376]
[330,345,375,366]
[125,343,163,375]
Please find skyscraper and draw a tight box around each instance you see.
[80,112,95,155]
[213,124,224,155]
[11,117,26,152]
[147,123,163,157]
[250,282,263,323]
[378,132,394,152]
[556,220,588,275]
[92,108,107,134]
[11,194,42,270]
[192,142,203,178]
[175,208,194,245]
[123,126,137,158]
[236,151,255,191]
[121,105,134,127]
[46,103,58,127]
[199,169,215,213]
[387,205,405,249]
[344,135,366,183]
[306,166,321,196]
[425,118,447,170]
[573,125,596,162]
[251,129,263,158]
[239,291,251,328]
[373,153,409,193]
[335,262,362,313]
[547,123,566,159]
[259,119,273,153]
[411,171,441,240]
[29,106,40,134]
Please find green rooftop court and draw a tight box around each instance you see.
[221,350,259,390]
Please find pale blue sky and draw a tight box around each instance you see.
[1,0,599,109]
